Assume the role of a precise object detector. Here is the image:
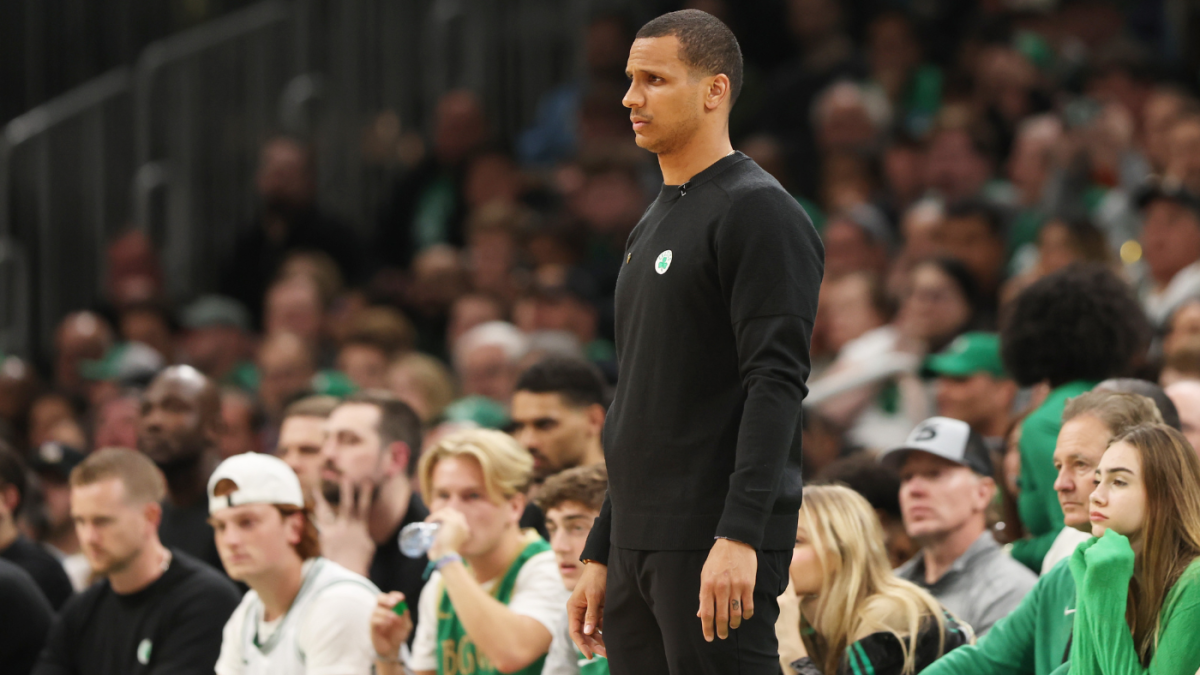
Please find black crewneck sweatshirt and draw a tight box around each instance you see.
[581,152,823,561]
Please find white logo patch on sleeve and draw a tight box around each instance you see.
[655,250,673,274]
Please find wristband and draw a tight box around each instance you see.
[435,552,463,571]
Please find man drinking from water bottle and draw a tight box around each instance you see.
[370,429,569,675]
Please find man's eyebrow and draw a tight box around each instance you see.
[560,515,591,523]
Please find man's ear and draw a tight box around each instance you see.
[509,492,528,525]
[383,441,412,478]
[144,501,163,530]
[705,74,731,112]
[586,404,606,436]
[977,476,997,510]
[0,484,19,516]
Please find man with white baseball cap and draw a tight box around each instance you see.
[210,453,405,675]
[881,417,1036,636]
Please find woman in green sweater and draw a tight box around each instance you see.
[1069,423,1200,674]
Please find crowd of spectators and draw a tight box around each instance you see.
[2,0,1200,673]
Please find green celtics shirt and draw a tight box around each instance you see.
[434,534,557,675]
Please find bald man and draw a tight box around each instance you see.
[1166,380,1200,454]
[138,365,227,572]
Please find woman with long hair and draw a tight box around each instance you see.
[1069,423,1200,673]
[777,485,972,674]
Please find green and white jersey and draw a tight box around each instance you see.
[215,558,381,675]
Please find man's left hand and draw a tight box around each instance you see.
[697,538,757,641]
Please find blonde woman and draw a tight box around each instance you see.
[777,485,972,675]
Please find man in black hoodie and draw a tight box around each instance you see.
[569,9,824,675]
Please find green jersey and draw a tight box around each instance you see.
[436,536,552,675]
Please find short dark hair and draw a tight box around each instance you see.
[636,10,744,105]
[535,463,608,513]
[944,199,1004,239]
[515,357,608,409]
[0,442,27,518]
[342,391,423,477]
[1001,264,1150,387]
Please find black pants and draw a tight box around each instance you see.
[604,546,791,675]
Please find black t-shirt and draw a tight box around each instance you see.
[582,152,823,562]
[32,549,240,675]
[0,558,54,675]
[159,499,225,574]
[1,535,74,609]
[370,491,430,636]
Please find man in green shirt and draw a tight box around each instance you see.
[999,266,1151,572]
[923,390,1162,675]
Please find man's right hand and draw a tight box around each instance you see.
[568,561,608,659]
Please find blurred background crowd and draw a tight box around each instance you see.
[2,0,1200,647]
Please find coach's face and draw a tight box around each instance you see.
[623,36,707,155]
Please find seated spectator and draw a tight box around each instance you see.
[336,306,417,391]
[535,463,610,675]
[454,321,529,406]
[820,272,893,361]
[92,391,141,452]
[386,352,456,427]
[1136,179,1200,327]
[921,390,1162,675]
[0,443,73,609]
[0,558,53,675]
[1000,264,1149,571]
[35,448,240,674]
[1165,380,1200,453]
[138,366,226,572]
[932,200,1007,299]
[264,275,327,352]
[276,395,339,498]
[923,113,1000,205]
[882,417,1036,635]
[524,267,616,366]
[27,442,91,591]
[1069,424,1200,672]
[179,295,256,391]
[217,388,264,459]
[54,312,114,399]
[316,393,429,631]
[117,302,176,365]
[371,429,568,674]
[510,357,607,485]
[822,204,894,280]
[926,332,1017,449]
[776,485,972,675]
[220,136,368,323]
[446,294,506,356]
[257,332,318,426]
[1002,217,1116,306]
[1160,334,1200,386]
[211,453,381,674]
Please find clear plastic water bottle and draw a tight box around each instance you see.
[398,522,440,558]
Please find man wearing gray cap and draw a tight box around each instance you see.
[210,453,391,675]
[180,295,257,391]
[882,416,1036,636]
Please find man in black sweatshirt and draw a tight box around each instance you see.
[568,10,824,675]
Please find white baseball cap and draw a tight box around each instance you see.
[879,416,994,477]
[207,453,305,514]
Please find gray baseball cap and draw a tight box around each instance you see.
[879,416,994,477]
